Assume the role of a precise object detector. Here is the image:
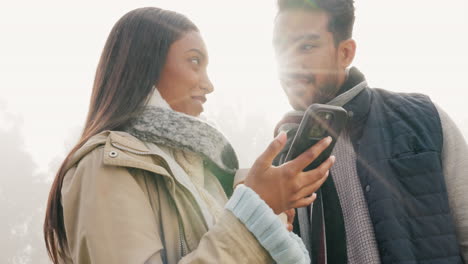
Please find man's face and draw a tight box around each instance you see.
[274,9,345,110]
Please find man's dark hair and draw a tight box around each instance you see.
[278,0,355,45]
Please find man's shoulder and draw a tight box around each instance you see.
[370,87,430,102]
[367,87,437,113]
[367,87,443,140]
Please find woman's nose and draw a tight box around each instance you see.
[201,73,214,94]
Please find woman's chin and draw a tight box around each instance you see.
[191,102,204,116]
[193,107,204,117]
[178,105,203,117]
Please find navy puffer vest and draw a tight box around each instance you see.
[351,88,463,263]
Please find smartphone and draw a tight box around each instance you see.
[283,104,348,171]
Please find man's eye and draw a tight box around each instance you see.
[300,44,316,51]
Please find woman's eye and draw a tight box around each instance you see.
[190,57,201,65]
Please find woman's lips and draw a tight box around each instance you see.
[192,96,207,104]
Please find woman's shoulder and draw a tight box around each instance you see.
[64,130,171,182]
[61,130,172,199]
[66,131,147,167]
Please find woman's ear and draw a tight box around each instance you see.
[338,39,356,69]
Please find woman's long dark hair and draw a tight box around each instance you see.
[44,7,198,263]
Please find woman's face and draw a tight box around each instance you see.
[157,31,214,116]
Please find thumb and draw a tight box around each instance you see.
[255,131,287,167]
[285,208,295,225]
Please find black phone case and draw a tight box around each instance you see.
[284,104,348,171]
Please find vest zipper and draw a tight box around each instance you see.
[178,217,188,257]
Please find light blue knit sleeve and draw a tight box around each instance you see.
[225,184,310,264]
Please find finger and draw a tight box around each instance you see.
[300,155,335,187]
[285,209,295,225]
[288,136,332,172]
[290,193,317,208]
[255,131,287,168]
[287,223,293,232]
[285,154,334,195]
[294,170,330,200]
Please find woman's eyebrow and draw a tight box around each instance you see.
[185,48,206,59]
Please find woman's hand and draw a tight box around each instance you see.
[280,209,296,232]
[244,132,335,214]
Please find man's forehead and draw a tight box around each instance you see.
[274,9,328,33]
[273,11,328,46]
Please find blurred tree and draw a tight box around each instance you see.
[207,102,275,168]
[0,109,50,264]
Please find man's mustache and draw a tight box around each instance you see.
[280,71,316,84]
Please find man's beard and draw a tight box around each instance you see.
[310,73,340,105]
[283,65,342,110]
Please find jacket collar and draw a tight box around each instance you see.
[344,69,371,115]
[325,67,373,129]
[338,68,373,143]
[67,130,215,228]
[65,131,172,179]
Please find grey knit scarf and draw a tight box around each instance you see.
[124,106,239,175]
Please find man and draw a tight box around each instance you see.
[272,0,468,263]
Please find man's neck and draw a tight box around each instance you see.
[334,67,366,98]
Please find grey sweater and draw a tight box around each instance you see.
[438,104,468,261]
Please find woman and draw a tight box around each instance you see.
[43,7,334,264]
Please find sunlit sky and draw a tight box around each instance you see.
[1,0,467,173]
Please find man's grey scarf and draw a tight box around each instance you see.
[124,106,239,175]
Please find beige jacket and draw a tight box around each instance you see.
[60,131,273,264]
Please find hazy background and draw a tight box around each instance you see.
[1,0,467,262]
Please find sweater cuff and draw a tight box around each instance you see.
[225,184,310,264]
